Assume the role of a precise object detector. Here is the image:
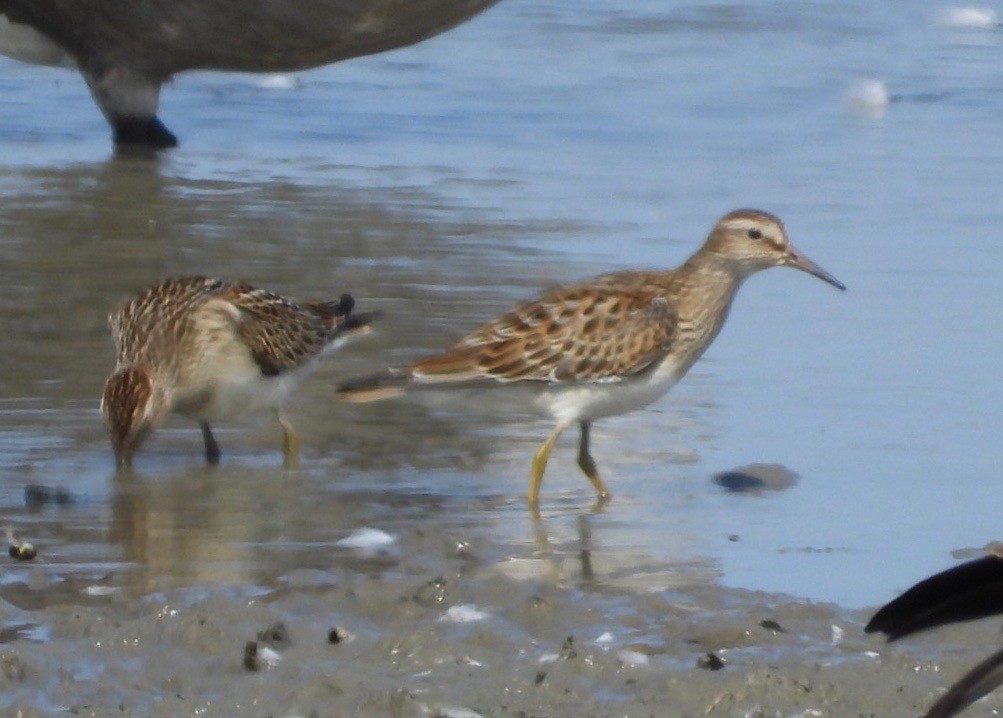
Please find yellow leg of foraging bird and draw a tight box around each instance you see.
[577,421,611,502]
[529,422,569,509]
[277,410,301,470]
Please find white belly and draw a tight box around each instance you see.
[169,337,311,423]
[0,17,75,67]
[532,360,683,425]
[180,371,303,422]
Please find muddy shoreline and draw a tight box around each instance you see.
[0,510,999,718]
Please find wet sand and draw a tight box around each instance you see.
[1,505,1000,718]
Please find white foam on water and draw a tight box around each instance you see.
[938,7,999,28]
[335,527,397,550]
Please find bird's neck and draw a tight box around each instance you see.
[670,250,750,365]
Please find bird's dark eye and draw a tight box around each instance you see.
[747,228,763,240]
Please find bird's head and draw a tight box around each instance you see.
[101,365,168,468]
[706,209,845,290]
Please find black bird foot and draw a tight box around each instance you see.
[113,116,178,149]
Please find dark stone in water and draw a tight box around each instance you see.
[713,463,799,493]
[760,619,786,634]
[697,652,726,671]
[24,484,73,510]
[257,622,290,647]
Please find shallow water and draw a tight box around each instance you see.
[0,0,1000,611]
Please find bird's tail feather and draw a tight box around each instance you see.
[338,311,378,338]
[337,371,410,403]
[310,294,355,317]
[309,294,378,341]
[865,553,1003,640]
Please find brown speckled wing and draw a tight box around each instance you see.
[108,277,353,378]
[108,276,228,367]
[222,283,340,376]
[411,283,677,384]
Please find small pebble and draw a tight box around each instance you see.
[243,641,281,671]
[697,652,726,670]
[760,619,786,633]
[256,622,290,647]
[24,484,73,509]
[6,529,36,561]
[414,576,450,607]
[8,543,36,561]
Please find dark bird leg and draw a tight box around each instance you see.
[83,66,177,148]
[577,421,611,502]
[200,422,221,465]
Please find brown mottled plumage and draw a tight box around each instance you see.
[103,276,373,468]
[339,209,845,508]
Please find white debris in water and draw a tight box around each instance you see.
[831,624,845,646]
[439,604,490,623]
[846,79,890,118]
[938,7,999,28]
[257,644,282,669]
[335,528,397,550]
[617,649,650,667]
[426,706,484,718]
[256,73,301,90]
[595,631,615,645]
[83,586,119,597]
[537,652,560,664]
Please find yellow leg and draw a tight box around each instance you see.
[577,421,611,502]
[277,411,301,470]
[529,422,569,509]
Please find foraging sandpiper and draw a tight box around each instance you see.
[102,276,373,468]
[338,209,844,508]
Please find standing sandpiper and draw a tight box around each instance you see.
[102,276,373,469]
[338,209,844,508]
